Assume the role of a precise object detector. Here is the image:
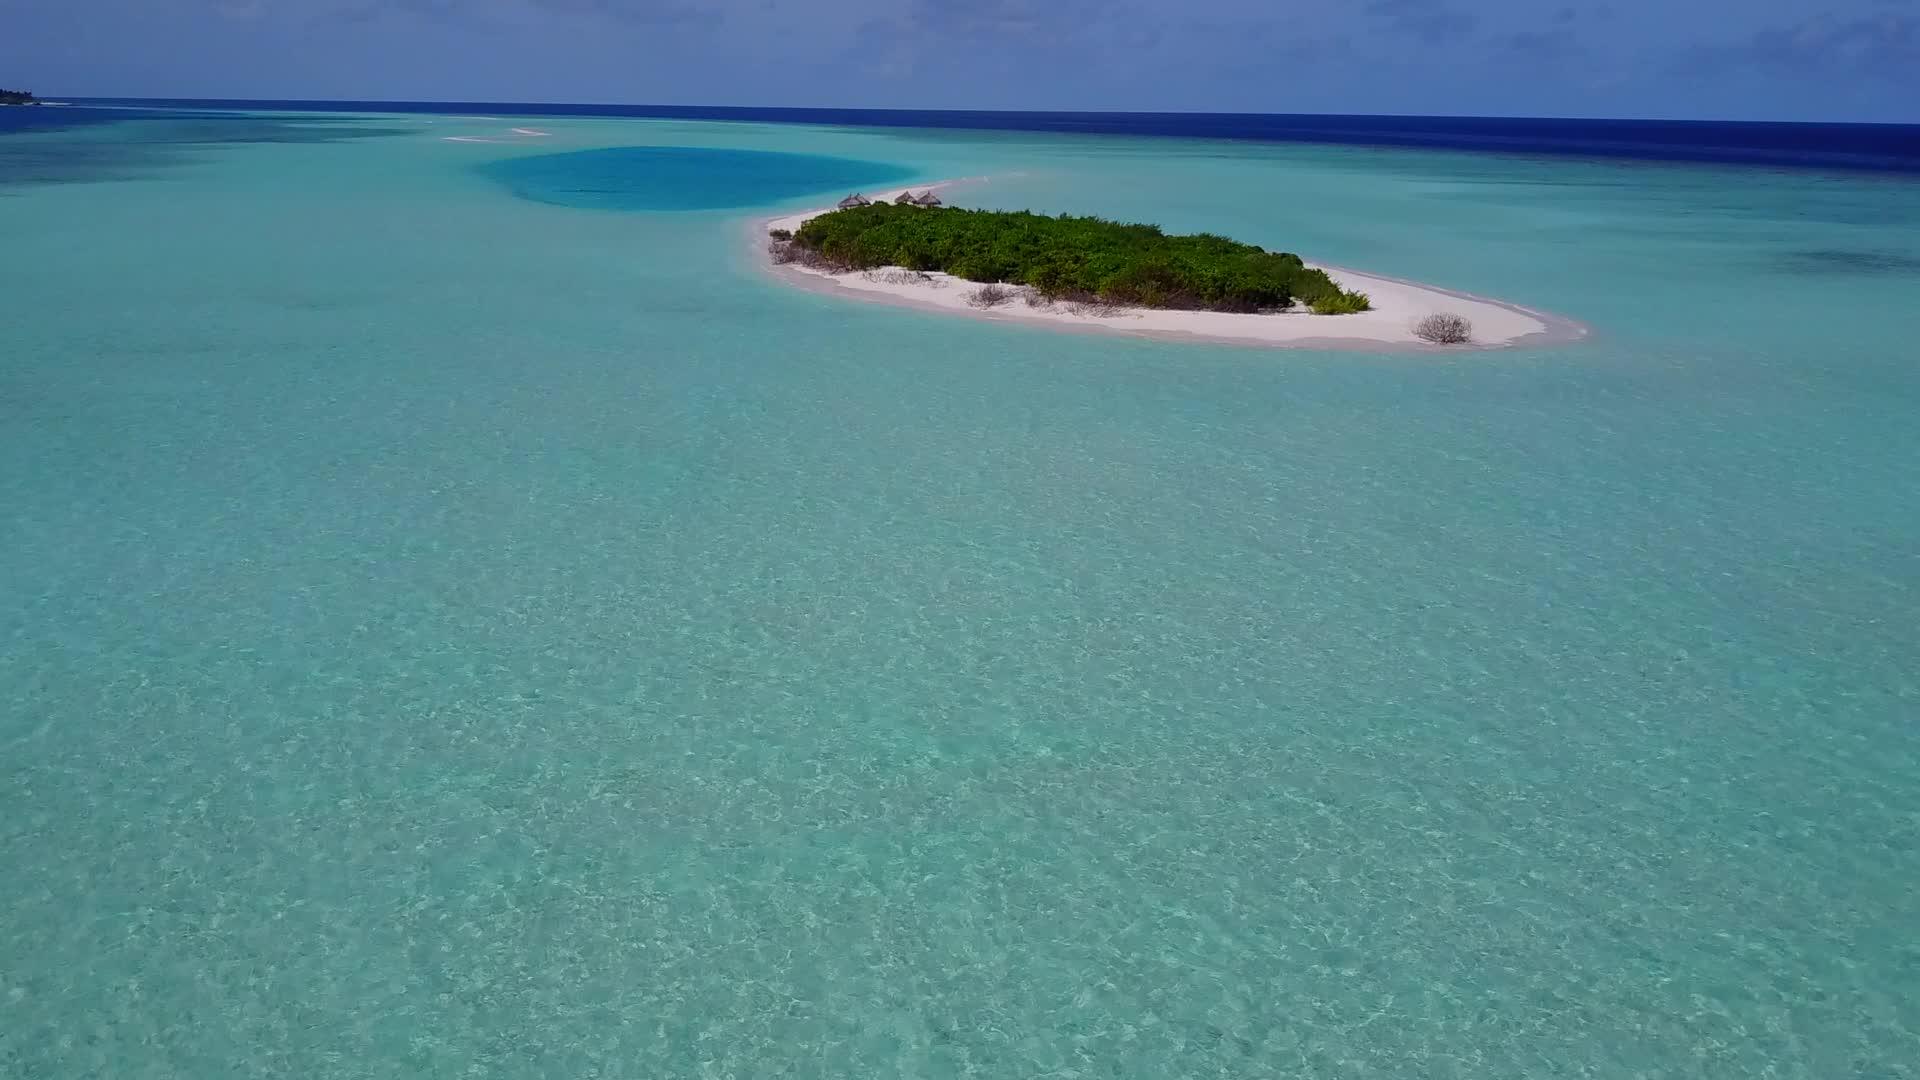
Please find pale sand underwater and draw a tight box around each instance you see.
[6,109,1916,1079]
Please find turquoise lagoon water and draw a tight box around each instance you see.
[2,109,1918,1078]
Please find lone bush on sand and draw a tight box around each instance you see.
[1414,313,1472,344]
[965,283,1015,308]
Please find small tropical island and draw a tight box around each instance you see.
[1,88,38,105]
[763,185,1585,349]
[773,195,1374,315]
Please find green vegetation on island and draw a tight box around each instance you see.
[777,201,1372,314]
[1,88,37,105]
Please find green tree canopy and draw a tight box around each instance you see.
[790,204,1370,315]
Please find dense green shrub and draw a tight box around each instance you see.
[1311,291,1373,315]
[790,204,1371,315]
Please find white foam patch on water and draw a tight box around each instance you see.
[444,128,557,144]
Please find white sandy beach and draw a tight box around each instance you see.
[763,182,1587,350]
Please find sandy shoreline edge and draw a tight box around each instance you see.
[755,179,1589,351]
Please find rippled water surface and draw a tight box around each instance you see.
[2,107,1917,1078]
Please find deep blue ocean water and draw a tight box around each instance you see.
[0,105,412,189]
[3,104,1918,1077]
[52,98,1920,173]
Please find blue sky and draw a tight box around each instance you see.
[4,0,1917,122]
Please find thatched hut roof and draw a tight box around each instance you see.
[914,191,943,207]
[894,190,919,205]
[837,193,870,209]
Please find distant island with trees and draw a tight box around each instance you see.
[773,200,1373,315]
[1,88,38,105]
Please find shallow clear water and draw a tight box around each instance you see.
[2,110,1917,1078]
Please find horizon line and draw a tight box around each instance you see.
[46,96,1920,130]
